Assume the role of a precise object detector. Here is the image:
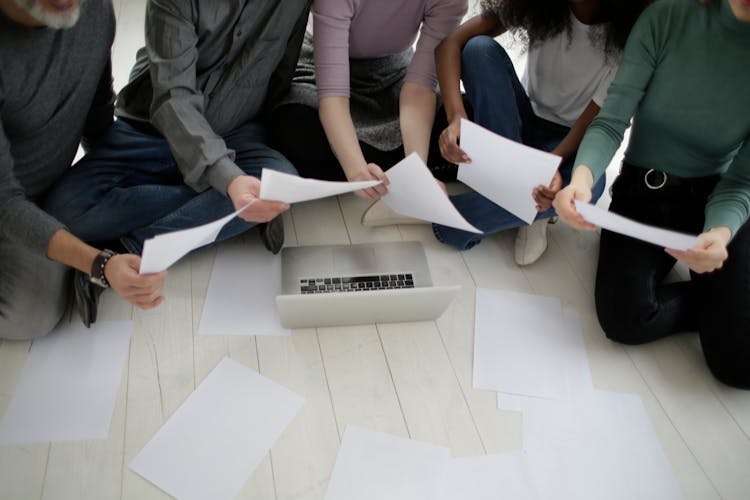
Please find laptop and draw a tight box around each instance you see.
[276,241,460,328]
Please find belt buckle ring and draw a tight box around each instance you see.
[644,169,667,190]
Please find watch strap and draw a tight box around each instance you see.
[90,249,117,288]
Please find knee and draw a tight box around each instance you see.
[700,318,750,389]
[595,292,651,345]
[0,305,63,341]
[267,150,299,177]
[461,36,510,73]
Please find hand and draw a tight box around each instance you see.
[666,227,731,274]
[552,168,597,231]
[350,163,389,200]
[533,170,563,212]
[438,118,470,165]
[105,254,167,309]
[227,175,290,222]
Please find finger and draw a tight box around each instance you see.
[355,188,377,200]
[135,296,165,310]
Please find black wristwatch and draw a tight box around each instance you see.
[90,249,117,288]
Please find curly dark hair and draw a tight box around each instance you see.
[480,0,653,55]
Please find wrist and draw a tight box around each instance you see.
[707,226,732,245]
[90,249,118,288]
[571,165,595,190]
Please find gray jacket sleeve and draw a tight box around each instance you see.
[145,0,244,195]
[0,119,64,256]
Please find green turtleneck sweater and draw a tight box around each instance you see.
[575,0,750,235]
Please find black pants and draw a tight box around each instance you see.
[595,163,750,388]
[268,102,469,182]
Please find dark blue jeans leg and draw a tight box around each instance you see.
[460,36,534,142]
[43,120,196,244]
[124,121,298,253]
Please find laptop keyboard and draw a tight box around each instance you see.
[299,274,415,294]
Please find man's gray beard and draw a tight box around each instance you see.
[11,0,84,29]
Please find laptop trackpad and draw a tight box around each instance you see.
[333,246,377,275]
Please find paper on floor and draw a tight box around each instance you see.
[0,321,132,445]
[575,200,699,251]
[458,119,561,225]
[325,426,537,500]
[436,453,536,500]
[473,288,574,400]
[521,390,684,500]
[129,357,304,500]
[381,153,481,233]
[198,236,290,336]
[260,168,381,204]
[325,426,449,500]
[495,308,594,411]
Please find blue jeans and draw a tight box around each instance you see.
[433,36,605,250]
[43,119,297,254]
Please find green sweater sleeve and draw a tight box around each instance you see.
[573,1,665,181]
[705,139,750,235]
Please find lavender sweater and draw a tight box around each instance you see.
[312,0,467,98]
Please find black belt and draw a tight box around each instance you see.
[619,162,719,191]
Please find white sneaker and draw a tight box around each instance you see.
[360,200,427,227]
[514,218,549,266]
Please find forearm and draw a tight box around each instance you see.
[45,229,98,275]
[400,82,436,162]
[319,96,368,179]
[435,36,468,124]
[552,101,601,161]
[435,13,504,123]
[571,165,595,190]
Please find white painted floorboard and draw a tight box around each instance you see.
[1,1,749,499]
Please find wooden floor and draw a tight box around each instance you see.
[1,1,749,499]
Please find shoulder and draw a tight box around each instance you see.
[425,0,468,16]
[80,0,116,41]
[639,0,703,24]
[312,0,356,17]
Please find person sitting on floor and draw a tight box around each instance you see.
[432,0,650,265]
[268,0,468,224]
[553,0,750,388]
[42,0,312,325]
[0,0,167,339]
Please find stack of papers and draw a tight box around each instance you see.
[470,287,683,499]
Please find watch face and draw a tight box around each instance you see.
[90,275,109,288]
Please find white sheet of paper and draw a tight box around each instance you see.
[381,153,481,233]
[129,357,304,500]
[457,119,561,225]
[436,453,536,500]
[522,390,684,500]
[259,168,381,204]
[198,236,289,336]
[139,202,252,274]
[324,426,450,500]
[0,321,132,445]
[473,288,576,400]
[575,200,699,251]
[496,308,594,411]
